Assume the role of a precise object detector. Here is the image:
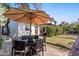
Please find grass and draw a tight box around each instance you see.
[46,35,76,49]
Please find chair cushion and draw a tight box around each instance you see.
[13,40,26,51]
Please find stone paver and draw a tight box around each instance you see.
[0,36,12,56]
[44,44,69,56]
[0,36,69,56]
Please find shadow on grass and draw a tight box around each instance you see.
[46,42,71,50]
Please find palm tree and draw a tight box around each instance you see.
[20,3,30,10]
[32,3,42,10]
[59,21,68,34]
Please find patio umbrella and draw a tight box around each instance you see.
[3,8,52,35]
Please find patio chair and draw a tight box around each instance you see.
[43,36,46,51]
[27,36,35,46]
[39,36,46,51]
[21,36,28,40]
[33,35,38,39]
[12,40,30,56]
[32,38,44,56]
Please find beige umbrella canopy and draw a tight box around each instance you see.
[3,8,52,35]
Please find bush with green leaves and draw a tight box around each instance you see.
[42,25,64,37]
[45,26,57,36]
[46,26,53,36]
[56,26,64,35]
[0,34,3,49]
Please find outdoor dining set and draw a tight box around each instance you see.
[11,35,45,56]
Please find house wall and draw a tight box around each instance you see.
[8,21,40,37]
[18,23,40,37]
[9,21,18,37]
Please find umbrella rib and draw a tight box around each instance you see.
[13,15,25,21]
[36,16,48,23]
[36,14,54,22]
[3,13,25,15]
[10,8,44,13]
[34,13,50,18]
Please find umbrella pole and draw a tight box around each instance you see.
[30,18,31,35]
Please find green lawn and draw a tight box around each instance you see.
[46,35,76,49]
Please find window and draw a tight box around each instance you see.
[35,26,38,35]
[2,26,9,35]
[25,25,30,31]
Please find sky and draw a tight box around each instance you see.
[42,3,79,24]
[9,3,79,24]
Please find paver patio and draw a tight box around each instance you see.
[0,36,69,56]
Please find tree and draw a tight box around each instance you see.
[59,21,70,34]
[0,3,8,26]
[20,3,30,10]
[0,3,10,35]
[32,3,42,10]
[78,18,79,22]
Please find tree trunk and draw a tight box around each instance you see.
[20,3,30,10]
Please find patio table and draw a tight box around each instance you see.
[11,35,37,56]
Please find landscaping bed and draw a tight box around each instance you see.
[46,35,76,49]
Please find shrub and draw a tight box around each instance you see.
[46,26,56,36]
[56,26,64,35]
[42,25,65,37]
[0,34,3,49]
